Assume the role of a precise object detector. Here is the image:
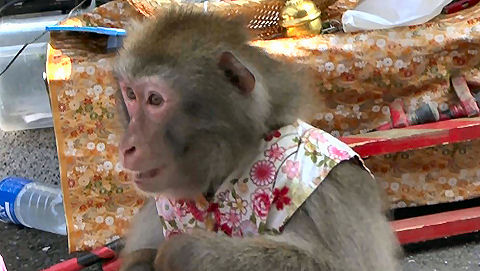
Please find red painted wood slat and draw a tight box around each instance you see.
[340,118,480,157]
[391,206,480,245]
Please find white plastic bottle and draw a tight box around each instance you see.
[0,176,66,235]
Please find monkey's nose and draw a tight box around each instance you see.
[120,144,143,170]
[123,146,136,157]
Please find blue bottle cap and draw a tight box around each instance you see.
[0,177,32,224]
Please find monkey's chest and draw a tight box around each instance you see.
[155,120,366,239]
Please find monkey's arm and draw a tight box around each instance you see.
[153,160,400,271]
[120,198,164,271]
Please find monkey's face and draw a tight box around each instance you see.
[118,76,183,194]
[116,50,270,197]
[114,12,275,197]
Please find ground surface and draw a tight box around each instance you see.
[2,128,480,270]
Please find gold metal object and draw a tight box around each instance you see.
[280,0,322,37]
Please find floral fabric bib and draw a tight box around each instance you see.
[154,120,369,238]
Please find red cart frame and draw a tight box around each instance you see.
[341,117,480,244]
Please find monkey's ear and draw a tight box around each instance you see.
[218,51,255,95]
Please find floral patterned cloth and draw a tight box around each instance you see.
[251,6,480,135]
[366,138,480,208]
[46,0,480,252]
[155,120,368,238]
[45,0,145,252]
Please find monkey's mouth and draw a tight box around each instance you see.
[135,167,162,180]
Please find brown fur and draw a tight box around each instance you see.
[115,9,401,271]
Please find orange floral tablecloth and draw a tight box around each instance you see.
[46,1,145,252]
[46,0,480,252]
[366,139,480,209]
[252,7,480,135]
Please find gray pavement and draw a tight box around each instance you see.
[1,128,480,270]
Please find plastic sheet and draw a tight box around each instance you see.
[342,0,453,32]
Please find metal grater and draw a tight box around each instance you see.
[245,1,286,39]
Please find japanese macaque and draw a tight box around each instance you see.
[114,9,401,271]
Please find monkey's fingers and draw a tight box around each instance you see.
[119,249,156,271]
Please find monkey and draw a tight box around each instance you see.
[114,8,401,271]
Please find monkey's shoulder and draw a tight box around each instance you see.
[155,120,368,238]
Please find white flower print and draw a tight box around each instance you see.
[75,66,85,73]
[325,62,335,72]
[343,44,353,51]
[329,37,339,45]
[105,86,115,96]
[95,216,104,224]
[65,89,77,96]
[75,166,87,173]
[314,113,323,120]
[336,64,346,74]
[105,216,114,226]
[445,190,454,197]
[84,239,96,247]
[93,85,103,95]
[383,58,393,67]
[354,61,366,68]
[87,142,95,150]
[390,182,399,192]
[107,134,117,145]
[434,34,445,43]
[448,178,457,187]
[394,59,406,69]
[381,106,390,115]
[103,161,113,171]
[96,143,106,152]
[446,26,455,35]
[324,113,334,122]
[376,39,386,48]
[317,64,325,72]
[439,177,447,184]
[413,56,423,63]
[318,44,328,51]
[86,66,95,75]
[115,162,123,172]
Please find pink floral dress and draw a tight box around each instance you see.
[155,120,370,238]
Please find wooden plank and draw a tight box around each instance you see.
[340,118,480,157]
[391,206,480,245]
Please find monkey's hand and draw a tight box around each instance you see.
[120,249,157,271]
[120,199,164,271]
[153,231,214,271]
[153,230,320,271]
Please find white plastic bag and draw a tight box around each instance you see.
[342,0,453,32]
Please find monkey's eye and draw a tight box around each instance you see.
[125,87,136,100]
[148,93,164,106]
